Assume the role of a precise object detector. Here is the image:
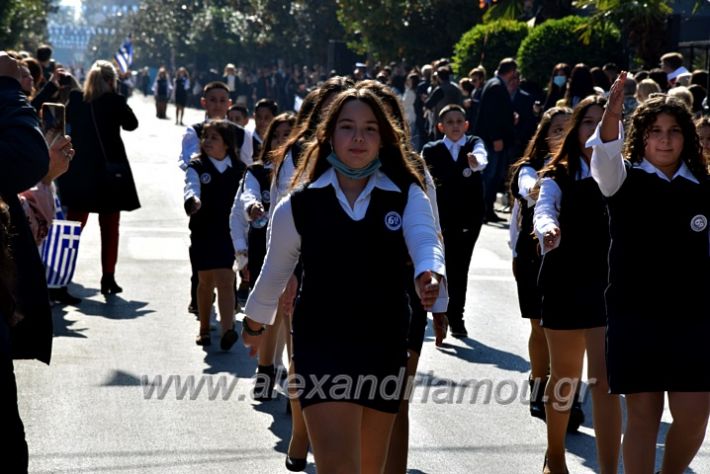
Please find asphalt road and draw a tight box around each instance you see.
[15,94,710,473]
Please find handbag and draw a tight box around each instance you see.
[90,102,130,191]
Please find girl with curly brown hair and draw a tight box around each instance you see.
[591,72,710,474]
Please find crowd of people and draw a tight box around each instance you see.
[2,40,710,473]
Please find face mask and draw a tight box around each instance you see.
[553,75,567,88]
[326,151,382,180]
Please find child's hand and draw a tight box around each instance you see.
[542,226,561,252]
[606,71,626,117]
[416,270,440,311]
[249,202,265,221]
[184,197,201,216]
[467,152,478,169]
[432,313,448,347]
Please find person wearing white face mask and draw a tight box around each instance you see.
[543,63,571,111]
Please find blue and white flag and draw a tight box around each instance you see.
[114,36,133,73]
[41,219,82,289]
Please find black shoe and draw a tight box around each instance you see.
[567,399,585,433]
[529,377,547,422]
[48,287,82,305]
[253,364,276,401]
[449,321,468,338]
[220,328,239,351]
[187,301,198,315]
[285,444,309,472]
[100,274,123,295]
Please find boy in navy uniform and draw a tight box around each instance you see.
[251,98,277,160]
[178,81,253,313]
[422,104,487,337]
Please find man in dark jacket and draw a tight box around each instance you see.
[425,66,464,138]
[0,50,52,473]
[475,58,517,223]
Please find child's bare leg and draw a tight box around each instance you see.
[661,392,710,474]
[214,268,235,333]
[197,270,216,334]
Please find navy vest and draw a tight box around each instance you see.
[290,183,411,348]
[188,156,245,237]
[422,135,485,231]
[510,159,545,259]
[606,166,710,319]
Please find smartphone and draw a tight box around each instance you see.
[41,102,66,138]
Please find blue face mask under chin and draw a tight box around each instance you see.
[553,75,567,88]
[326,151,382,180]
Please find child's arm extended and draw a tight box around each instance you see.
[588,71,628,197]
[240,169,264,221]
[533,177,561,254]
[183,167,201,215]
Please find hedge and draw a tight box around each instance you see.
[453,19,529,78]
[517,15,624,87]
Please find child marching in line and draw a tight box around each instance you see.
[178,81,253,314]
[591,72,710,474]
[508,106,571,422]
[534,95,622,474]
[184,120,246,350]
[252,98,278,160]
[238,112,295,401]
[421,104,487,338]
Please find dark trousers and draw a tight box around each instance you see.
[67,210,120,275]
[442,223,482,326]
[1,319,29,473]
[482,144,509,217]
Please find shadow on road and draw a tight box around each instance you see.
[200,319,259,379]
[424,327,529,373]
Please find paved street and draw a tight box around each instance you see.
[15,94,710,473]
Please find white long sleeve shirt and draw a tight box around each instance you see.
[442,136,488,172]
[587,121,699,197]
[245,168,448,325]
[509,164,540,257]
[178,120,254,171]
[532,157,592,254]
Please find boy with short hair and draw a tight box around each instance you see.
[252,98,278,159]
[227,104,249,128]
[179,81,253,313]
[421,104,487,338]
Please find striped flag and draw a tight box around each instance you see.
[114,36,133,73]
[41,219,82,289]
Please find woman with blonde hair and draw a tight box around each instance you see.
[635,78,661,104]
[56,60,140,295]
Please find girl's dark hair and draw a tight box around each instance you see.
[590,66,611,92]
[541,95,606,179]
[564,64,595,107]
[257,112,296,166]
[510,106,573,188]
[355,79,429,187]
[200,120,239,162]
[626,95,707,178]
[292,88,424,190]
[545,63,571,100]
[272,76,354,175]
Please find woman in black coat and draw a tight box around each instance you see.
[56,60,139,295]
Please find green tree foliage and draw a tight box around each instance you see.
[517,15,623,86]
[0,0,57,51]
[574,0,672,69]
[336,0,481,65]
[452,20,529,77]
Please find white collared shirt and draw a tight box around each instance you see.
[441,135,488,172]
[183,156,233,201]
[245,167,448,324]
[587,121,699,199]
[178,119,254,171]
[240,162,273,216]
[509,164,542,257]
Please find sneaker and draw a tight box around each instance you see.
[449,321,468,338]
[48,287,82,305]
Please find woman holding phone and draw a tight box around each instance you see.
[56,60,139,296]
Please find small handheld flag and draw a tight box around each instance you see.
[114,35,133,73]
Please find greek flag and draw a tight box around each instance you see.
[114,37,133,73]
[41,220,82,289]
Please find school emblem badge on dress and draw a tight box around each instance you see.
[200,173,212,184]
[262,190,270,203]
[462,168,472,178]
[384,211,402,231]
[691,214,707,232]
